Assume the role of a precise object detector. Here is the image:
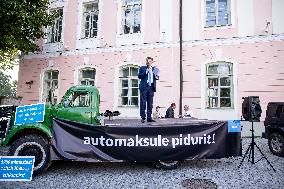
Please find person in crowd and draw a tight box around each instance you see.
[153,106,162,119]
[165,103,176,118]
[180,105,195,118]
[64,92,79,107]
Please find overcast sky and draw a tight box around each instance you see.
[7,64,19,82]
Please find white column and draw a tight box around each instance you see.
[159,0,173,42]
[237,0,254,37]
[183,0,200,41]
[272,0,284,34]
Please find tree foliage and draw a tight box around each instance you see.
[0,49,19,70]
[0,0,55,67]
[0,70,17,97]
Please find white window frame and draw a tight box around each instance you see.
[116,0,145,46]
[79,68,96,86]
[43,1,66,53]
[119,65,139,107]
[76,0,102,49]
[206,62,233,109]
[121,0,142,34]
[47,8,63,43]
[81,1,99,39]
[43,70,60,104]
[204,0,231,28]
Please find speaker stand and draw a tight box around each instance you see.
[238,121,276,172]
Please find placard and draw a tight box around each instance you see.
[14,103,45,125]
[0,156,35,181]
[228,120,241,133]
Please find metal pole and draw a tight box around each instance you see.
[251,121,255,164]
[179,0,183,116]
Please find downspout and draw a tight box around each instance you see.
[179,0,183,115]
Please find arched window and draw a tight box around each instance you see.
[79,68,96,86]
[119,65,139,106]
[43,70,59,104]
[206,62,233,108]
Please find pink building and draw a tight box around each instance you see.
[18,0,284,120]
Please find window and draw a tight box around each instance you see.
[47,8,63,43]
[122,0,142,34]
[206,62,233,108]
[43,70,59,104]
[82,1,99,38]
[119,65,139,106]
[205,0,231,27]
[275,105,284,118]
[63,92,90,107]
[79,68,96,86]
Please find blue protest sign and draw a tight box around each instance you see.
[0,156,35,181]
[228,120,241,133]
[14,103,45,125]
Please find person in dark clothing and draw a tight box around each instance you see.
[165,103,176,118]
[138,57,160,123]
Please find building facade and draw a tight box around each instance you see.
[18,0,284,120]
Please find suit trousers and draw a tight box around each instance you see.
[140,85,154,120]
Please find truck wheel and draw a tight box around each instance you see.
[268,132,284,157]
[8,135,51,175]
[153,160,180,170]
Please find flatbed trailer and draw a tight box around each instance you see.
[0,86,241,175]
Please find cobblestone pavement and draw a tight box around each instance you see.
[0,138,283,189]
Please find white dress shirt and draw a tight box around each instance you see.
[146,67,153,86]
[182,110,194,118]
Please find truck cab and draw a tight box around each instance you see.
[0,85,100,174]
[54,86,100,125]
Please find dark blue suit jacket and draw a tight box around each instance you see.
[138,66,159,92]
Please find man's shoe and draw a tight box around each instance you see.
[141,119,146,123]
[147,119,156,122]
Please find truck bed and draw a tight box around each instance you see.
[103,118,222,127]
[51,118,241,162]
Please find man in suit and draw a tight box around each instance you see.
[138,57,159,123]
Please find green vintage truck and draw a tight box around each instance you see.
[1,85,241,175]
[0,85,101,174]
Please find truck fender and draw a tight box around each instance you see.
[1,123,52,146]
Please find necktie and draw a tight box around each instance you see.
[147,68,153,86]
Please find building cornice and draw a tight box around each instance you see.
[24,34,284,59]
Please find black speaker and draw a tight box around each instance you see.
[242,96,262,122]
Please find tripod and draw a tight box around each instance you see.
[238,121,276,172]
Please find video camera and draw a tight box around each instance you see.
[100,110,120,120]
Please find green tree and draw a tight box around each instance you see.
[0,70,17,97]
[0,49,19,70]
[11,80,18,97]
[0,0,55,68]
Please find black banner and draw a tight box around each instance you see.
[51,118,241,162]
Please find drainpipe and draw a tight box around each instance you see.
[179,0,183,116]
